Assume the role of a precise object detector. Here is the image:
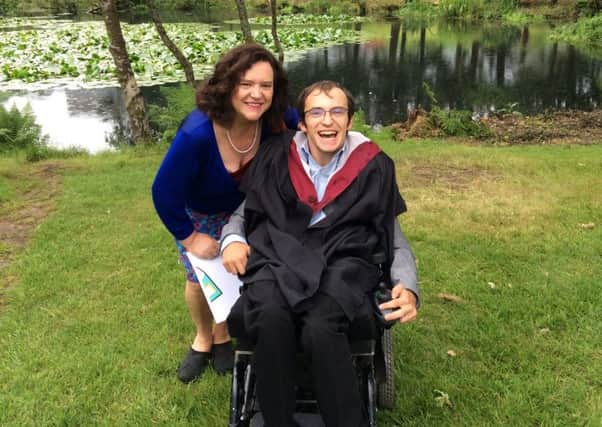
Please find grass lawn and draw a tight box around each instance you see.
[0,134,601,426]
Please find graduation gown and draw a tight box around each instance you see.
[240,129,406,320]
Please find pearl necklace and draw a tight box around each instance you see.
[226,122,259,154]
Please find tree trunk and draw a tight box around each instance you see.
[99,0,151,144]
[234,0,254,43]
[269,0,284,63]
[147,0,196,88]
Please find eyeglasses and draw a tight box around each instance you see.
[304,107,348,120]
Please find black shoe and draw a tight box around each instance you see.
[212,341,234,374]
[177,348,210,383]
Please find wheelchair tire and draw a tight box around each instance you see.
[377,328,396,409]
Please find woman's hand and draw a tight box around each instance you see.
[181,231,219,259]
[379,283,418,324]
[222,242,251,275]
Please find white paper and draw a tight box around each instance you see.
[186,252,243,323]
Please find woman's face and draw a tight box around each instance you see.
[230,60,274,124]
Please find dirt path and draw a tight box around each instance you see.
[0,162,61,307]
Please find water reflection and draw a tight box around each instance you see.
[2,20,601,152]
[286,21,601,124]
[2,87,127,153]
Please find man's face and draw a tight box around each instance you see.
[299,87,353,166]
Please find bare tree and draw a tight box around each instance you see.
[269,0,284,63]
[234,0,254,43]
[146,0,196,88]
[99,0,151,144]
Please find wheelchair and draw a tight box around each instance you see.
[227,280,397,427]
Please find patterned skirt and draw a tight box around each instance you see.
[175,208,231,283]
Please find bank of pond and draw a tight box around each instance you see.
[0,11,601,152]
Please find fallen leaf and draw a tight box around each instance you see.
[434,389,453,408]
[578,223,595,229]
[447,350,457,357]
[436,293,463,303]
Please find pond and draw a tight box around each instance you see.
[2,18,601,153]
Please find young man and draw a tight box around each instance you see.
[223,81,419,427]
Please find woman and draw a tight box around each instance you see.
[152,43,298,384]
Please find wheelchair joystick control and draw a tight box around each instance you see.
[373,282,397,329]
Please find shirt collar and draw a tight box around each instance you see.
[298,136,348,174]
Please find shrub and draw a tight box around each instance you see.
[438,0,486,19]
[428,108,492,138]
[305,0,330,14]
[551,14,602,55]
[328,0,359,16]
[0,103,47,152]
[49,0,79,14]
[0,0,19,16]
[422,82,492,138]
[396,0,439,21]
[25,145,86,162]
[147,84,196,143]
[576,0,602,17]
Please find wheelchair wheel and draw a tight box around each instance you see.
[377,328,395,409]
[229,354,252,427]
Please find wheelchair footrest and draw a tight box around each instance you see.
[250,412,325,427]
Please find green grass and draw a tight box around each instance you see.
[1,135,601,425]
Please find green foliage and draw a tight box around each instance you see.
[438,0,486,19]
[503,10,544,27]
[423,82,492,138]
[147,84,196,143]
[0,18,359,86]
[3,0,218,15]
[304,0,331,15]
[0,103,46,152]
[428,107,492,138]
[25,144,86,162]
[253,26,358,51]
[0,0,18,16]
[399,0,519,21]
[576,0,602,17]
[327,0,360,16]
[249,13,362,25]
[551,14,602,57]
[396,0,439,22]
[49,0,79,14]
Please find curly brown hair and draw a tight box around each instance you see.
[196,43,289,131]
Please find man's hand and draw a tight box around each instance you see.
[181,232,219,259]
[379,283,418,324]
[222,242,251,275]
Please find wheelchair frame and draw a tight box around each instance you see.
[228,327,396,427]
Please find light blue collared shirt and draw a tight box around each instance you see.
[297,139,347,225]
